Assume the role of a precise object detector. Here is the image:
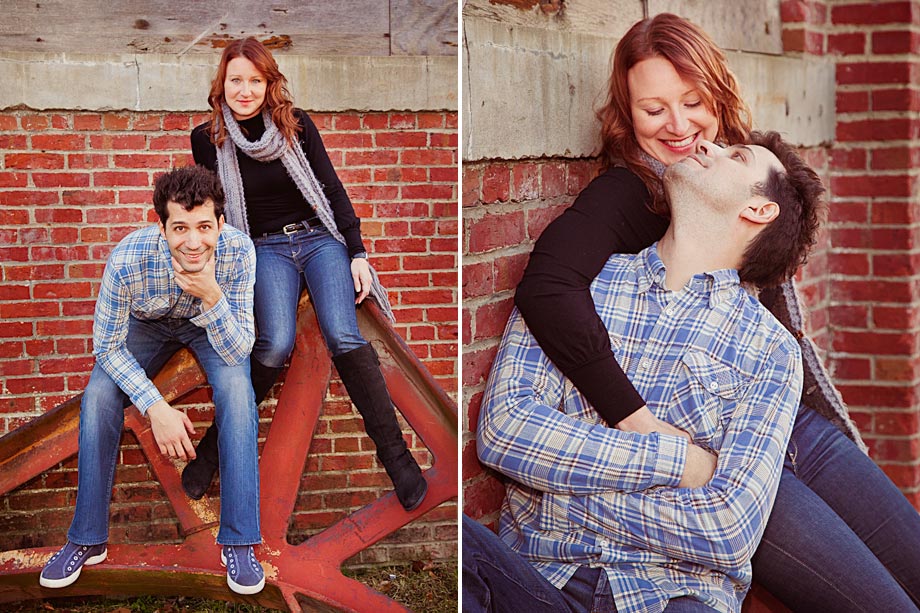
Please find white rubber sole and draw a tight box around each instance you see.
[220,550,265,595]
[39,549,107,589]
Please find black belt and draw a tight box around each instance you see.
[260,219,319,238]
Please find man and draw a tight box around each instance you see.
[467,132,825,613]
[39,166,265,595]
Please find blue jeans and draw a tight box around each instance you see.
[252,225,366,365]
[68,316,261,546]
[462,515,616,613]
[752,407,920,612]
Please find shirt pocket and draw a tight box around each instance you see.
[672,350,749,450]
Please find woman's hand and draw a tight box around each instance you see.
[351,257,372,304]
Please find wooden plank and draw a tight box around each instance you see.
[0,0,394,56]
[391,0,458,56]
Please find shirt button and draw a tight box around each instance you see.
[709,381,719,392]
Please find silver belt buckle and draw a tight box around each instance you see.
[282,223,302,235]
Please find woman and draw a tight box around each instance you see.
[514,13,920,612]
[182,37,427,512]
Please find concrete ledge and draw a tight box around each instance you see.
[0,52,457,112]
[462,16,833,162]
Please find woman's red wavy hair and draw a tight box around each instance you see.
[597,13,752,214]
[206,37,300,148]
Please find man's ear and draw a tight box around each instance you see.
[158,219,167,238]
[740,201,779,226]
[217,214,225,233]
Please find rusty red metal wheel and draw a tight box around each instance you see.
[0,298,458,612]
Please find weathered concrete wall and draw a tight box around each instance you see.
[0,52,457,112]
[462,0,832,161]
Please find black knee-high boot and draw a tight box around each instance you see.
[181,358,282,499]
[332,343,428,511]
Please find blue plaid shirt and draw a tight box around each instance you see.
[93,224,256,414]
[479,244,802,613]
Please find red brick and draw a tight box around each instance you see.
[68,153,110,169]
[375,132,428,148]
[466,210,525,254]
[31,134,86,150]
[871,146,920,170]
[872,88,920,111]
[462,475,506,519]
[0,135,28,149]
[837,118,912,142]
[827,200,867,223]
[831,174,912,198]
[89,134,147,149]
[93,171,149,187]
[32,172,91,188]
[831,356,871,380]
[0,115,18,129]
[345,150,400,166]
[401,149,453,166]
[0,209,28,225]
[463,261,493,299]
[873,305,919,329]
[4,153,65,169]
[833,330,914,355]
[390,113,417,129]
[0,246,28,262]
[829,147,866,170]
[149,135,187,150]
[832,2,912,25]
[402,184,454,200]
[372,237,428,253]
[463,165,482,207]
[828,32,866,55]
[872,30,920,54]
[783,28,806,53]
[876,358,919,383]
[836,62,911,85]
[163,114,190,131]
[566,160,599,195]
[828,252,869,276]
[36,318,93,337]
[74,114,103,130]
[872,252,917,277]
[104,114,133,130]
[21,115,50,130]
[113,154,172,169]
[474,298,514,342]
[462,342,499,387]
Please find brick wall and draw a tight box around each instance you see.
[821,0,920,505]
[0,109,458,565]
[461,157,600,520]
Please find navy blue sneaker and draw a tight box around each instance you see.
[39,542,107,588]
[220,545,265,594]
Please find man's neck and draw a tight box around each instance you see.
[656,215,744,291]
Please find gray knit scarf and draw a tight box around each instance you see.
[215,102,395,322]
[641,149,865,450]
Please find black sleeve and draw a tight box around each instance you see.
[297,110,366,256]
[514,167,669,426]
[190,122,217,171]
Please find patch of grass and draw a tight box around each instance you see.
[6,560,458,612]
[345,560,458,613]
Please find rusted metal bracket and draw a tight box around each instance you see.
[0,297,458,612]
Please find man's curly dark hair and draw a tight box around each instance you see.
[153,165,225,225]
[739,130,825,288]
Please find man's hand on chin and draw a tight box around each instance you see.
[147,399,197,461]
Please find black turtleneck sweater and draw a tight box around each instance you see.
[190,109,365,256]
